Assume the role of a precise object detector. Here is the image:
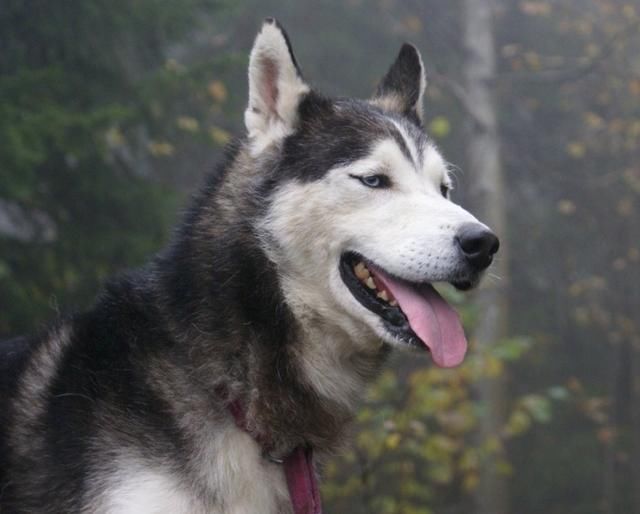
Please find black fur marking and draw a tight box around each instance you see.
[279,93,427,183]
[388,125,416,167]
[403,120,429,167]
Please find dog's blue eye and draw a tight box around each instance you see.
[362,176,381,187]
[352,174,390,189]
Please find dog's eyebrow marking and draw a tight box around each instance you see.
[388,120,422,170]
[387,126,414,167]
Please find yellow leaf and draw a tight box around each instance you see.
[616,197,634,217]
[585,43,600,58]
[568,281,583,297]
[524,52,541,70]
[176,116,200,132]
[147,141,174,157]
[209,127,231,146]
[164,58,184,72]
[496,459,514,476]
[567,376,583,392]
[429,116,451,138]
[429,462,454,484]
[584,112,604,129]
[612,258,626,271]
[572,306,590,326]
[566,142,586,158]
[609,119,625,133]
[623,168,640,193]
[438,435,459,452]
[403,15,422,33]
[385,433,401,450]
[463,472,479,492]
[504,410,531,436]
[628,121,640,137]
[459,449,479,472]
[597,427,617,445]
[485,355,504,378]
[208,80,228,103]
[483,435,502,454]
[105,127,125,148]
[623,4,637,19]
[520,1,551,16]
[557,199,576,215]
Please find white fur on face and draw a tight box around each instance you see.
[245,21,310,155]
[334,137,481,284]
[261,129,483,348]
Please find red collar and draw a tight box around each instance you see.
[223,393,322,514]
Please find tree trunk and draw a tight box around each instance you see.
[631,343,640,513]
[461,1,509,513]
[624,221,640,514]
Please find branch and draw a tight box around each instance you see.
[501,19,640,84]
[429,70,490,128]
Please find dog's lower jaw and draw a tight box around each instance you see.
[296,321,389,412]
[276,274,389,410]
[296,323,390,422]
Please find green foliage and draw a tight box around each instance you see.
[0,0,229,334]
[323,327,569,513]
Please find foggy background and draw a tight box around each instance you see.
[1,1,639,513]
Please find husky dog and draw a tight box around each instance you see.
[0,19,498,514]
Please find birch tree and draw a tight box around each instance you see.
[462,1,509,512]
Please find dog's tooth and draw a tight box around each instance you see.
[354,262,370,281]
[365,277,376,289]
[377,290,389,302]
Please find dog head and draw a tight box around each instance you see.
[247,20,499,367]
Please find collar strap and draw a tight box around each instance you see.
[221,392,322,514]
[284,446,322,514]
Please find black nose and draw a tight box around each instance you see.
[455,223,500,271]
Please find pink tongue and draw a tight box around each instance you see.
[370,267,468,368]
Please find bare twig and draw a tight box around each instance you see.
[500,19,640,84]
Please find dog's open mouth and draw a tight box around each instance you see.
[340,252,467,368]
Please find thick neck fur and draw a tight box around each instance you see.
[148,142,387,458]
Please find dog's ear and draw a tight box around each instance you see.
[372,43,426,124]
[245,19,310,152]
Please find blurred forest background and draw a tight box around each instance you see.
[1,0,639,513]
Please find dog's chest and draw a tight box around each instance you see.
[95,427,292,514]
